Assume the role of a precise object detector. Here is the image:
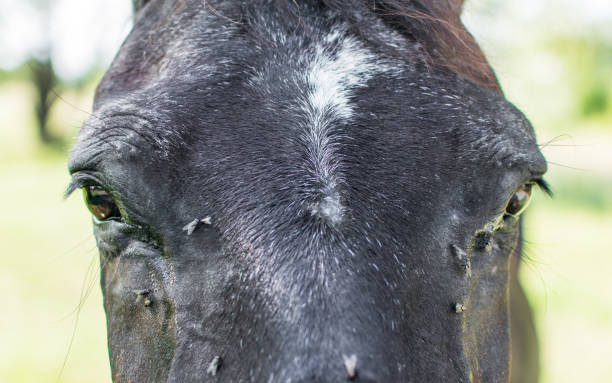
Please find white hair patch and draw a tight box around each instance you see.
[301,27,388,224]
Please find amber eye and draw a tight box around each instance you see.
[82,186,121,221]
[505,183,533,217]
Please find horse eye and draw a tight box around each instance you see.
[82,186,121,221]
[505,183,533,217]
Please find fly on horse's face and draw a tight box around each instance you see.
[68,1,547,381]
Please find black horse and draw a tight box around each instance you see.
[68,1,547,381]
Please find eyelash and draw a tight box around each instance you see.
[533,178,552,196]
[65,175,102,198]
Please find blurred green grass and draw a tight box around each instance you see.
[523,182,612,383]
[0,79,110,383]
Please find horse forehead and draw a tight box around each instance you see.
[250,25,392,98]
[92,21,406,148]
[88,5,538,175]
[247,29,397,225]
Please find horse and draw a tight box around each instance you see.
[67,1,548,381]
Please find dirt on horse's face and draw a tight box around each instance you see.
[68,1,547,381]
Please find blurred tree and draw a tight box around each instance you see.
[552,35,612,120]
[0,0,131,146]
[581,42,612,118]
[31,58,59,144]
[13,0,64,146]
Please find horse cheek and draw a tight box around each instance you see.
[100,253,177,382]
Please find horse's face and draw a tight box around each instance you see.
[68,1,547,381]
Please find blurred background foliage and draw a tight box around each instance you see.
[0,0,610,382]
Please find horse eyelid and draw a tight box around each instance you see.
[64,175,102,199]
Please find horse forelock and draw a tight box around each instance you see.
[366,0,500,92]
[129,0,498,92]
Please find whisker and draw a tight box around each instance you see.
[517,241,551,313]
[56,245,100,322]
[55,248,99,383]
[50,89,102,122]
[547,161,590,172]
[537,134,576,149]
[46,235,95,266]
[539,144,588,147]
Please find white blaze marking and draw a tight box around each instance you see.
[302,27,386,224]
